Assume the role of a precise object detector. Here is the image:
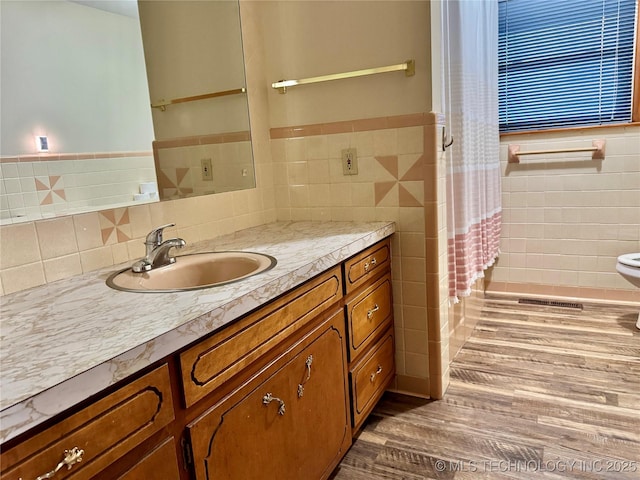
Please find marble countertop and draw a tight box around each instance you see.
[0,221,395,444]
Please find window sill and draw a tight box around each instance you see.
[499,122,640,138]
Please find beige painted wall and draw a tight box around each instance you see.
[256,0,431,127]
[0,0,153,155]
[138,0,250,138]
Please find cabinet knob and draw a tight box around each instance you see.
[370,365,383,383]
[367,304,380,319]
[364,257,378,272]
[34,447,84,480]
[262,393,286,415]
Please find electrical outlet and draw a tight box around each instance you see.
[201,158,213,181]
[341,148,358,175]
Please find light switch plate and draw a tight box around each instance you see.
[341,148,358,175]
[201,158,213,181]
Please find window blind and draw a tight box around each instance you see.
[498,0,637,132]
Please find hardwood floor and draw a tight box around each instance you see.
[331,296,640,479]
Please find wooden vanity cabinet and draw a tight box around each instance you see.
[0,365,176,480]
[345,273,393,360]
[343,239,395,433]
[179,267,343,408]
[350,328,395,430]
[115,437,182,480]
[1,237,395,480]
[343,239,390,294]
[186,310,351,480]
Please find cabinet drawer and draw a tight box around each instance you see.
[116,437,180,480]
[350,329,395,430]
[187,311,351,480]
[180,266,343,407]
[1,364,174,480]
[346,273,392,359]
[343,239,390,293]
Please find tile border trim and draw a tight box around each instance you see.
[0,151,153,163]
[152,130,252,150]
[270,112,437,139]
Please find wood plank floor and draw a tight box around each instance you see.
[331,296,640,479]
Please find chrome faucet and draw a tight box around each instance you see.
[131,223,186,273]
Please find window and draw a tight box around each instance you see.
[498,0,637,133]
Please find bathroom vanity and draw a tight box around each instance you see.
[0,221,395,480]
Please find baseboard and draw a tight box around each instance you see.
[485,281,639,306]
[389,374,431,399]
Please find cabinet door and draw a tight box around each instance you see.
[346,273,392,360]
[180,267,343,408]
[343,239,390,293]
[116,437,180,480]
[1,365,174,480]
[350,328,395,431]
[187,311,350,480]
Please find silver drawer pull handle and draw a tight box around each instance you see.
[370,365,383,382]
[305,355,313,380]
[263,393,286,415]
[297,355,314,398]
[35,447,84,480]
[364,257,378,273]
[367,304,380,319]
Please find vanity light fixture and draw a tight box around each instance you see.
[35,135,49,152]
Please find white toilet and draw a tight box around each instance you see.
[616,253,640,329]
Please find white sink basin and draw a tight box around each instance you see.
[106,251,276,293]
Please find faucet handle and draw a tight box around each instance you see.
[145,223,175,246]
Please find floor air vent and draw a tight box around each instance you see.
[518,298,584,310]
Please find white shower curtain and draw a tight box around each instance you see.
[442,0,501,302]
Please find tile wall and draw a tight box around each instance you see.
[153,133,255,199]
[0,153,156,224]
[420,116,477,398]
[0,188,270,296]
[424,119,452,398]
[270,112,440,397]
[448,285,483,362]
[487,125,640,302]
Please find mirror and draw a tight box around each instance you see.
[138,0,255,200]
[0,0,255,225]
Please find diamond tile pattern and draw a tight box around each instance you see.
[99,208,131,245]
[374,155,424,206]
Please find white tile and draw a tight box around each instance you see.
[4,178,21,194]
[7,193,25,209]
[31,162,48,177]
[17,163,34,177]
[19,178,36,193]
[1,163,19,178]
[22,192,39,208]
